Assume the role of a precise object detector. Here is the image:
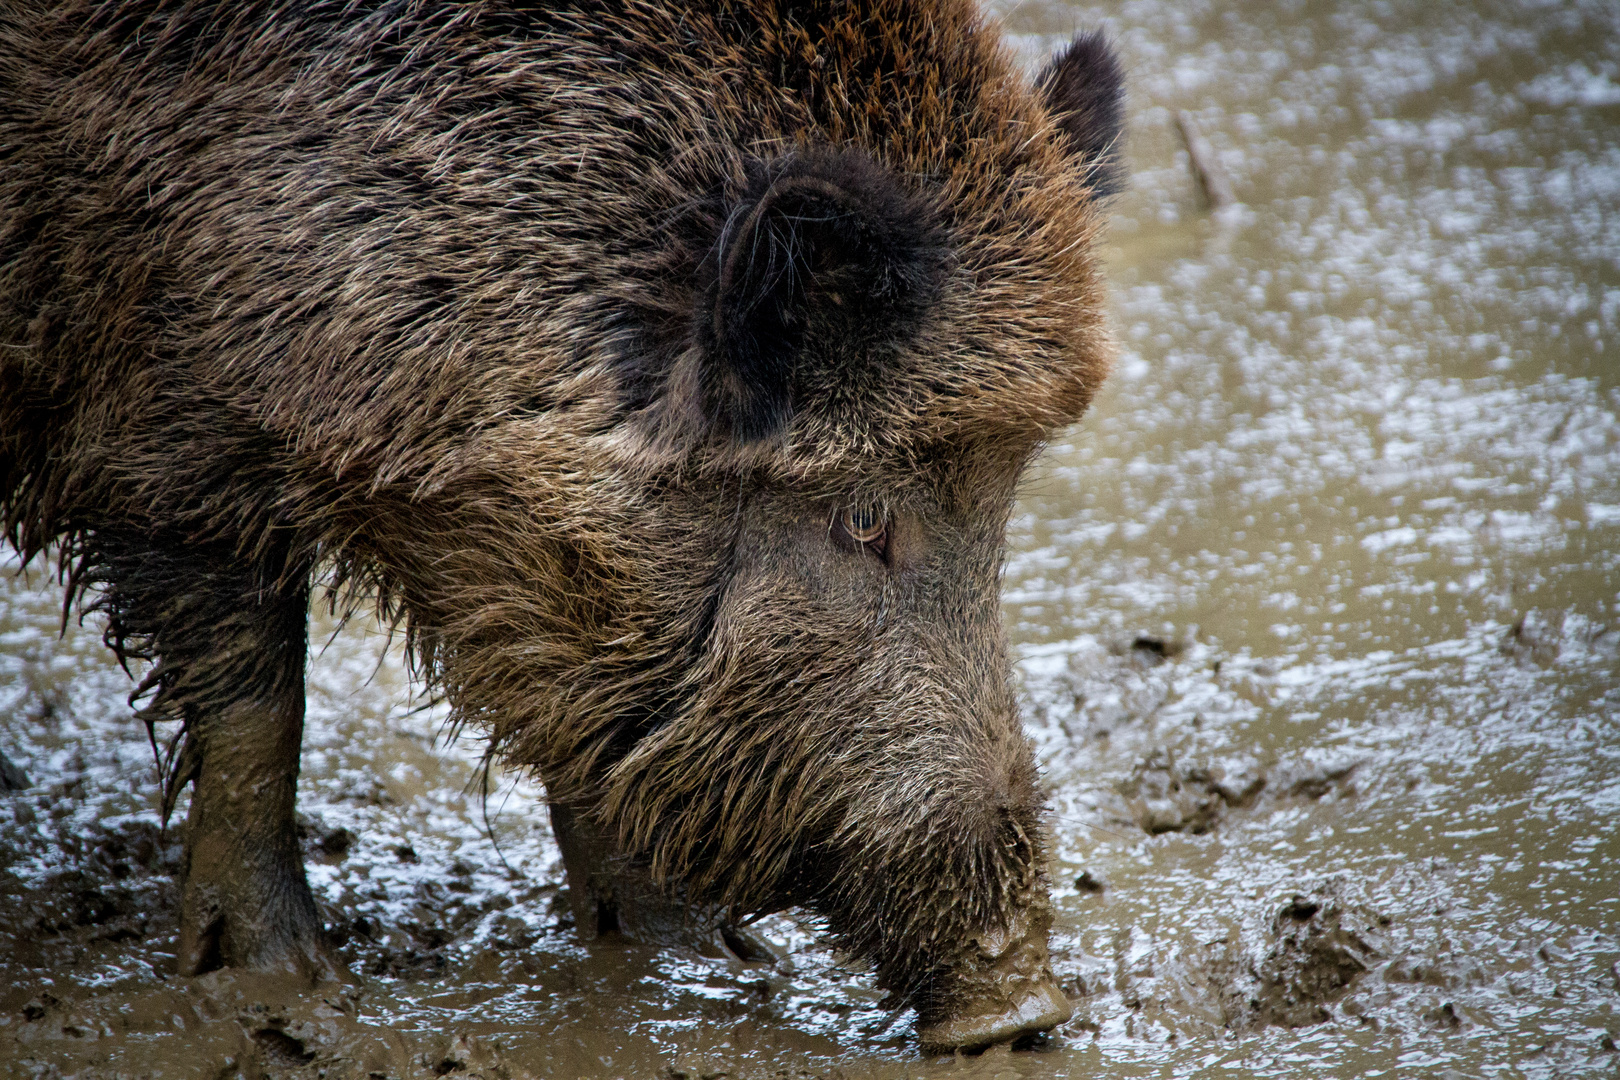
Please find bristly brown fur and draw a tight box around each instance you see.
[0,0,1123,1022]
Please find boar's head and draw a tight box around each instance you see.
[457,25,1124,1055]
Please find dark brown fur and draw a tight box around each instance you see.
[0,0,1123,1042]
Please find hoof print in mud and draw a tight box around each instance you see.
[1111,754,1360,838]
[1114,753,1267,836]
[1239,885,1388,1029]
[251,1027,317,1069]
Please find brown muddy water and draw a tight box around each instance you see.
[4,0,1620,1076]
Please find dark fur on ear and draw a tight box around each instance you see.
[1036,30,1126,198]
[697,149,947,443]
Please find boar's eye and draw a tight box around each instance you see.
[843,506,883,542]
[832,505,889,561]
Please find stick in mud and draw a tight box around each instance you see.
[1175,110,1236,210]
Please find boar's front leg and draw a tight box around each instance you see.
[175,656,325,978]
[549,803,775,963]
[91,534,328,979]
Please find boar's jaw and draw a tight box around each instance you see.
[915,903,1073,1054]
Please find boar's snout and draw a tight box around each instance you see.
[916,976,1071,1054]
[915,909,1073,1054]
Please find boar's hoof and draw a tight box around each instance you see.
[915,913,1073,1054]
[176,864,339,983]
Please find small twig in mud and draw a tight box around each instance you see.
[1051,814,1136,843]
[1174,110,1236,210]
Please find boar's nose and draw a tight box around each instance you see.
[916,972,1072,1054]
[914,913,1074,1054]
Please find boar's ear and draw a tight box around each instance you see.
[1036,30,1126,198]
[699,151,947,443]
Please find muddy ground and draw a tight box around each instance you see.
[5,0,1620,1076]
[3,591,1615,1078]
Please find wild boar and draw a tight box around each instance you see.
[0,0,1124,1052]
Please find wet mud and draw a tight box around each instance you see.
[6,0,1620,1076]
